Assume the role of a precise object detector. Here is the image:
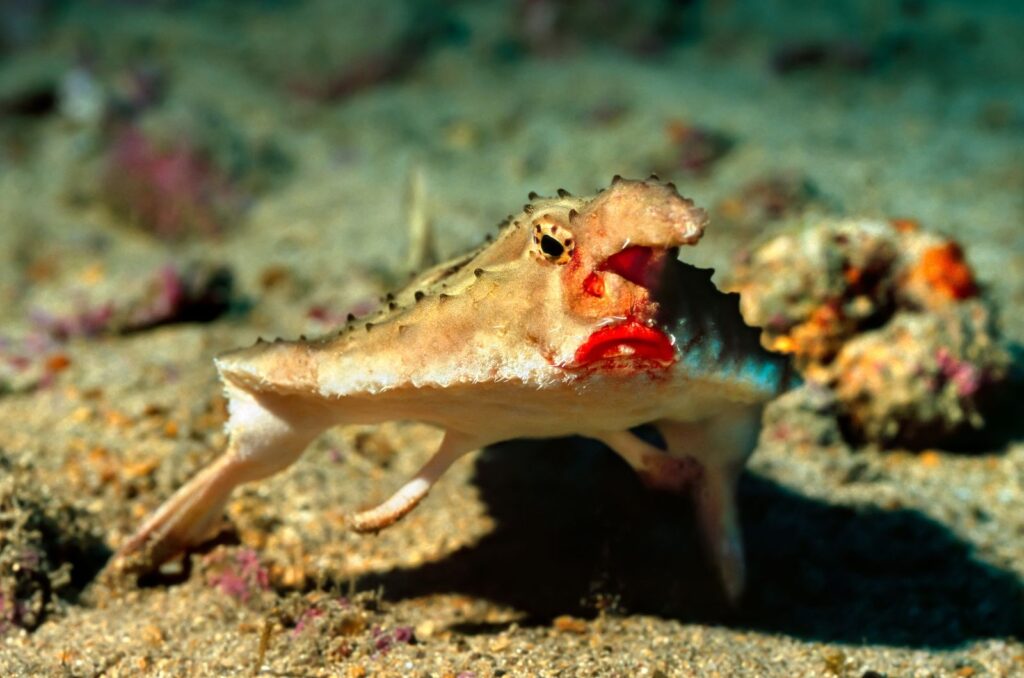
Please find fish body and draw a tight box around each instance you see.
[115,177,792,601]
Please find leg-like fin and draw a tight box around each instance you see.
[693,457,745,603]
[593,429,699,492]
[349,430,480,533]
[113,453,250,573]
[592,430,661,474]
[111,387,326,574]
[658,405,762,603]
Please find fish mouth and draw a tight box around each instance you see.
[582,245,669,298]
[572,318,676,368]
[599,245,666,288]
[569,245,678,369]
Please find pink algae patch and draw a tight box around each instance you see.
[204,548,270,603]
[102,126,240,240]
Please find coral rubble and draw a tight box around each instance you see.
[729,218,1011,447]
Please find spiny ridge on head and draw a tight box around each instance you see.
[328,175,702,342]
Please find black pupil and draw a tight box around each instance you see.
[540,234,565,258]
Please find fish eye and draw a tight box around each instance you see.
[540,235,564,258]
[531,219,574,264]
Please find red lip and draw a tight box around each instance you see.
[572,319,676,368]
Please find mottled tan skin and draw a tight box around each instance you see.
[113,178,777,601]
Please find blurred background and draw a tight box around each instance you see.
[1,1,1023,676]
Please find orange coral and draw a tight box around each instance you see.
[912,242,978,301]
[889,217,920,233]
[776,302,848,366]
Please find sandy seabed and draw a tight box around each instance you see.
[1,1,1023,676]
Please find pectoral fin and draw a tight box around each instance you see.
[348,429,481,532]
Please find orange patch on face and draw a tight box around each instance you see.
[582,272,605,297]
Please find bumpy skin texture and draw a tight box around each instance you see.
[112,177,792,601]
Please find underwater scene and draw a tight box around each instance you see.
[1,0,1023,675]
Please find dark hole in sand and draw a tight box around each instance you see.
[358,437,1024,648]
[0,454,112,632]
